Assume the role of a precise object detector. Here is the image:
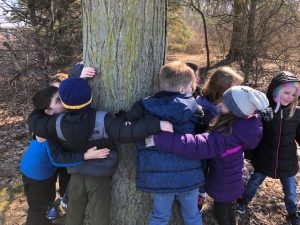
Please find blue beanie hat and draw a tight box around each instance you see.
[58,77,92,113]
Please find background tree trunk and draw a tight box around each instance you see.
[81,1,184,225]
[243,0,257,84]
[227,0,247,61]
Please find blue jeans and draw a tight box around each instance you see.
[242,172,298,214]
[149,188,202,225]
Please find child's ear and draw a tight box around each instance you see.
[44,108,54,115]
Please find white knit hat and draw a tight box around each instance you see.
[223,86,269,118]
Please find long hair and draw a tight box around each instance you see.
[209,113,238,135]
[202,67,243,104]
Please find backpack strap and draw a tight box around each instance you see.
[55,113,67,141]
[90,111,108,140]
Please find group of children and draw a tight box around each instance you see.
[20,60,300,225]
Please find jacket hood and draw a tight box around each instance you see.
[142,91,197,124]
[266,71,300,106]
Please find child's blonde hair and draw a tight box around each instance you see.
[202,67,243,104]
[273,82,300,117]
[49,73,68,86]
[159,61,195,92]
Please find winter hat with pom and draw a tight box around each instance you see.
[223,86,271,119]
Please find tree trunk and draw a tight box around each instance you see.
[227,0,247,61]
[81,1,182,225]
[243,0,257,84]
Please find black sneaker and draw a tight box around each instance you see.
[288,213,300,225]
[236,200,247,214]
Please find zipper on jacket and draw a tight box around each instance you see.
[274,110,283,178]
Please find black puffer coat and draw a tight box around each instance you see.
[252,71,300,178]
[28,108,161,176]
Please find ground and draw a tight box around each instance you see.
[0,53,299,225]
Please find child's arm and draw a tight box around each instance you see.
[151,131,227,160]
[69,62,96,79]
[122,101,145,121]
[28,109,58,139]
[104,112,173,143]
[47,140,110,167]
[152,116,262,160]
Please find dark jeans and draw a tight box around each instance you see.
[22,173,56,225]
[242,172,298,214]
[55,167,70,197]
[213,201,236,225]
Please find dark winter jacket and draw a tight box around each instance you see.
[129,91,204,193]
[154,116,263,202]
[252,72,300,178]
[28,108,162,176]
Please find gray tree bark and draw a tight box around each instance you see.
[81,1,179,224]
[227,0,247,61]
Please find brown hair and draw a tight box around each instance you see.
[209,113,238,135]
[32,86,58,112]
[159,61,195,92]
[202,67,243,104]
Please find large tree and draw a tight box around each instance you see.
[81,1,177,224]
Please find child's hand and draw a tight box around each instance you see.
[84,146,110,160]
[35,135,46,143]
[80,67,96,79]
[145,135,155,147]
[160,121,174,132]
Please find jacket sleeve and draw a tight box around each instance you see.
[47,140,84,167]
[153,131,228,160]
[28,109,58,140]
[123,101,145,121]
[104,113,161,143]
[69,62,84,78]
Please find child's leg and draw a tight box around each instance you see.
[280,176,298,215]
[241,172,267,204]
[228,202,236,225]
[177,188,202,225]
[213,201,234,225]
[86,176,112,225]
[57,167,70,197]
[65,174,88,225]
[149,192,175,225]
[22,174,56,225]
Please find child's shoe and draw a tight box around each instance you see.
[197,194,206,211]
[60,193,68,209]
[288,213,300,225]
[236,199,247,214]
[47,205,59,220]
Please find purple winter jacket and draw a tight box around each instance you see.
[154,116,263,202]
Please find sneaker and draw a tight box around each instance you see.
[197,194,205,211]
[236,201,247,214]
[60,194,68,209]
[288,213,300,225]
[47,206,59,220]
